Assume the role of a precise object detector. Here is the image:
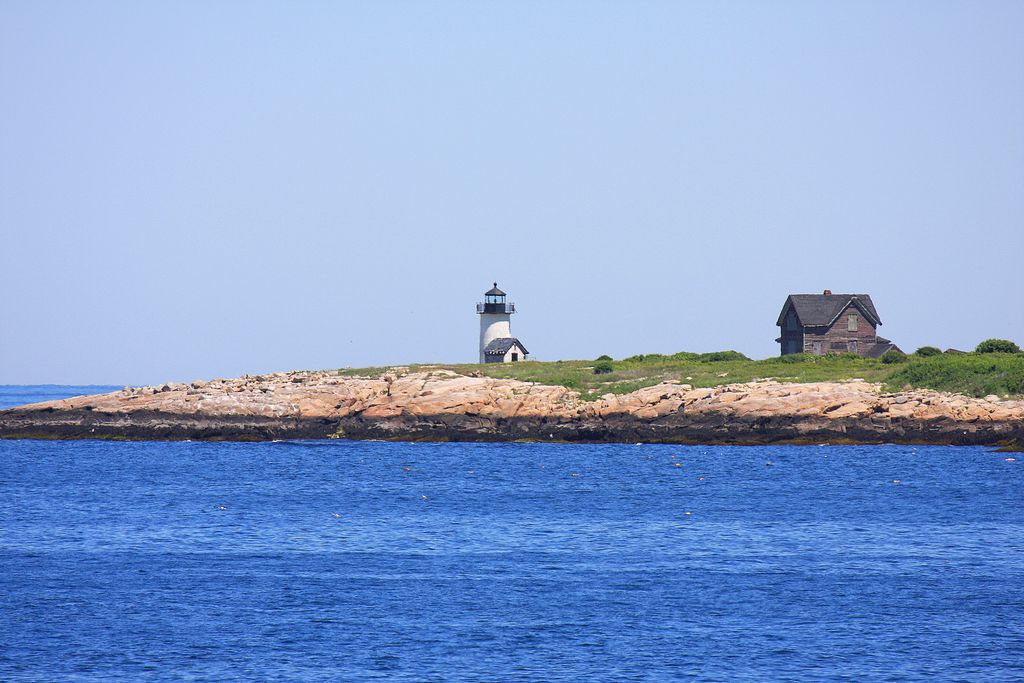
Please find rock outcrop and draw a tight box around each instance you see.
[1,370,1022,445]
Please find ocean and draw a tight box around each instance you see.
[0,385,124,411]
[1,386,1022,681]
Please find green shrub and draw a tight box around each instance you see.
[777,353,813,364]
[593,360,614,375]
[914,346,942,357]
[595,354,613,361]
[976,339,1021,354]
[823,352,861,361]
[624,351,701,363]
[887,353,1024,397]
[697,350,750,362]
[881,350,908,364]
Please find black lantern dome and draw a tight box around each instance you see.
[477,282,515,314]
[484,282,506,302]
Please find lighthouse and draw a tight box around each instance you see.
[477,282,529,363]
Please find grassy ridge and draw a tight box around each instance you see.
[339,351,1024,400]
[886,353,1024,398]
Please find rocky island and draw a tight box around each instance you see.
[2,369,1022,446]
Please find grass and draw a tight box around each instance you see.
[439,355,890,399]
[337,350,1024,400]
[885,353,1024,398]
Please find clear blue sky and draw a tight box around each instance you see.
[2,1,1022,385]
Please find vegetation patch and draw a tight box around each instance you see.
[976,339,1021,354]
[885,353,1024,397]
[881,350,908,364]
[336,348,1024,400]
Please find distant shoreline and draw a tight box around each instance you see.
[0,385,123,412]
[2,370,1021,449]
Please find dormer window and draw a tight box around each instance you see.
[848,313,859,332]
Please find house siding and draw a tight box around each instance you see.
[779,309,804,355]
[781,302,880,357]
[804,303,877,355]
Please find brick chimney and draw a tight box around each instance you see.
[823,289,833,296]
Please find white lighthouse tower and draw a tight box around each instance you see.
[477,282,529,363]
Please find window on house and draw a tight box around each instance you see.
[848,340,858,353]
[511,353,519,362]
[813,342,822,355]
[848,313,858,332]
[787,313,798,331]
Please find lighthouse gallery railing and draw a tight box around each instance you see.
[476,302,515,314]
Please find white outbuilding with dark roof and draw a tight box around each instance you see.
[483,337,529,363]
[477,283,529,363]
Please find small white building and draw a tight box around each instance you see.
[477,283,529,363]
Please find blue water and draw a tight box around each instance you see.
[2,388,1023,681]
[0,385,122,410]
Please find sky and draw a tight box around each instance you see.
[1,1,1022,385]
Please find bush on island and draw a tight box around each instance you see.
[823,352,861,361]
[881,350,908,364]
[887,352,1024,397]
[593,360,614,375]
[622,353,669,363]
[778,353,813,364]
[624,351,737,364]
[595,354,613,361]
[697,350,750,362]
[976,339,1021,354]
[914,346,942,357]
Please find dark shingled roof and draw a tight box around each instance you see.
[863,338,903,358]
[776,293,882,328]
[483,337,528,356]
[485,282,506,297]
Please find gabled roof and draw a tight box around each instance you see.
[864,338,903,358]
[483,337,528,356]
[485,282,506,297]
[777,293,882,328]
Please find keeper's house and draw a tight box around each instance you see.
[776,290,901,358]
